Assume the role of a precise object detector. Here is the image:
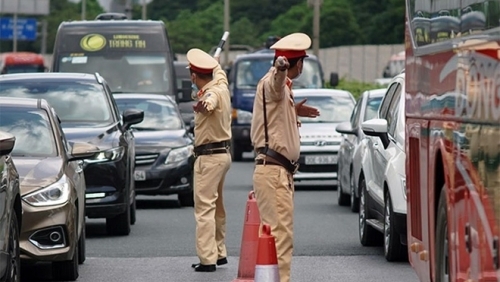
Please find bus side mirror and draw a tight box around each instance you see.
[329,72,339,87]
[177,80,193,103]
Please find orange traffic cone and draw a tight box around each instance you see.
[254,224,280,282]
[232,191,261,282]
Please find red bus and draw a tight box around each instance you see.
[0,52,47,74]
[406,1,500,281]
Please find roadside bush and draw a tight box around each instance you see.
[327,78,385,100]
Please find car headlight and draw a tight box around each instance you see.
[165,145,193,164]
[85,146,124,164]
[23,180,70,207]
[236,109,253,124]
[402,178,407,200]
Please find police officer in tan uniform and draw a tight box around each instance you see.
[250,33,320,282]
[186,48,232,272]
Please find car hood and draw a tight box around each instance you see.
[299,123,342,140]
[61,122,120,148]
[133,129,191,153]
[12,157,63,195]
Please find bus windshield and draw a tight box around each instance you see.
[58,53,171,94]
[3,65,45,74]
[235,57,323,89]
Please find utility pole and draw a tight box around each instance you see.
[142,0,147,20]
[41,20,48,55]
[82,0,86,20]
[125,0,133,20]
[223,0,230,67]
[13,0,19,52]
[308,0,322,58]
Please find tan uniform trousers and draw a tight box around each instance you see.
[253,163,294,282]
[194,152,231,265]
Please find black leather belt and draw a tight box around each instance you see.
[256,147,299,174]
[194,140,230,156]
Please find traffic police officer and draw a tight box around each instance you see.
[250,33,320,282]
[187,48,232,272]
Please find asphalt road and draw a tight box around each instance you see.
[21,155,420,282]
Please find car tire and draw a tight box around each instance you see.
[359,177,382,246]
[78,218,86,265]
[106,201,131,236]
[350,170,359,213]
[6,211,20,282]
[130,196,137,225]
[52,219,79,281]
[178,190,194,207]
[231,140,243,162]
[435,187,451,282]
[383,192,407,262]
[337,176,349,206]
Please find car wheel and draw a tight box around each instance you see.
[337,174,349,206]
[383,192,407,261]
[78,218,86,265]
[359,177,382,246]
[52,218,79,281]
[435,187,451,282]
[7,211,20,282]
[350,170,359,213]
[231,140,243,162]
[106,200,131,236]
[130,196,137,225]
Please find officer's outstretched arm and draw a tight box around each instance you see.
[200,91,220,115]
[213,64,228,87]
[265,68,287,101]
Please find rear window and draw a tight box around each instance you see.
[0,80,113,123]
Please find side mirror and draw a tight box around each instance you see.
[177,80,193,103]
[123,108,144,129]
[361,119,390,149]
[335,121,357,136]
[68,142,100,161]
[329,72,339,87]
[0,133,15,155]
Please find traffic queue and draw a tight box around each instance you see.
[0,11,405,282]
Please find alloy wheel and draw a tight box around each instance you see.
[384,199,391,255]
[359,186,365,239]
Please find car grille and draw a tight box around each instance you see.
[135,153,159,166]
[135,179,162,189]
[298,164,337,173]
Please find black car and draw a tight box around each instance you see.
[0,131,21,282]
[0,72,144,236]
[113,93,195,207]
[174,61,196,127]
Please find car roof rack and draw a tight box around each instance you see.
[95,13,128,20]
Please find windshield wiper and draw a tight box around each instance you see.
[132,127,161,131]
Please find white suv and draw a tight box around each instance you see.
[357,72,407,262]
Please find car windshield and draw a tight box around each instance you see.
[364,96,383,121]
[0,107,57,157]
[115,98,183,130]
[234,58,322,89]
[0,80,112,123]
[58,54,171,94]
[294,95,354,123]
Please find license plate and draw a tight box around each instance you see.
[134,170,146,181]
[305,155,337,165]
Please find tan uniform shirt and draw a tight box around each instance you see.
[250,67,300,162]
[193,64,232,147]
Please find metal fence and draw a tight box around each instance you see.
[42,44,405,83]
